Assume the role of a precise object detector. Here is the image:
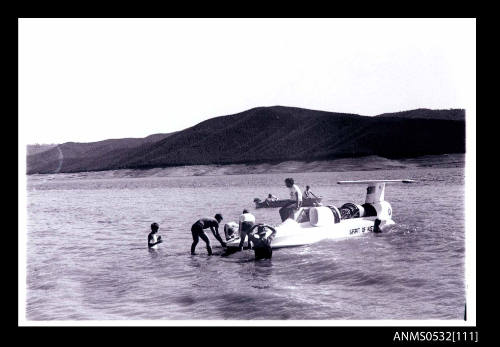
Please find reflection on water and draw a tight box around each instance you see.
[148,248,160,259]
[26,166,465,320]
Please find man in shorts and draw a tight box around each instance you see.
[238,209,256,250]
[191,214,226,255]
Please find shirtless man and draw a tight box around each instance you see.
[190,214,226,255]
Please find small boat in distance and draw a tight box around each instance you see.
[253,197,323,209]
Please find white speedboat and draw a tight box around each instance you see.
[225,179,415,249]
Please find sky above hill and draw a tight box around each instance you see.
[19,18,476,144]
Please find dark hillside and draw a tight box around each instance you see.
[377,108,465,121]
[27,106,465,174]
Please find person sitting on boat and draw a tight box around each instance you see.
[303,185,318,199]
[265,193,278,202]
[247,223,277,260]
[279,177,303,221]
[190,214,226,255]
[148,222,163,249]
[238,209,256,250]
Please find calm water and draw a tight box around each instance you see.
[26,167,465,320]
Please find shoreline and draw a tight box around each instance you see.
[27,154,465,180]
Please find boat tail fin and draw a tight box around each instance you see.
[337,179,416,204]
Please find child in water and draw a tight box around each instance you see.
[148,223,163,249]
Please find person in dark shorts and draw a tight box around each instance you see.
[191,214,226,255]
[279,177,303,221]
[148,222,163,249]
[238,209,256,250]
[247,223,277,260]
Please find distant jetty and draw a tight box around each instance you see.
[27,106,465,175]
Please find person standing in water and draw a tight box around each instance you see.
[238,209,256,250]
[247,223,277,260]
[279,177,303,221]
[191,214,226,255]
[148,222,163,249]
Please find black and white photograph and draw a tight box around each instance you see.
[19,18,476,326]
